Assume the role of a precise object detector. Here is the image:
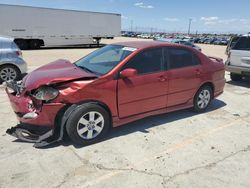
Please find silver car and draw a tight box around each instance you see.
[0,37,27,83]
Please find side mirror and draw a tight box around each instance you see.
[120,68,137,78]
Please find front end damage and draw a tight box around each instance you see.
[5,80,62,147]
[4,79,91,148]
[4,60,98,147]
[6,104,77,148]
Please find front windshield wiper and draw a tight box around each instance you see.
[75,64,100,75]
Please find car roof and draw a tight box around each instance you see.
[114,41,180,49]
[0,36,14,43]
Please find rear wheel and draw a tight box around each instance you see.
[0,65,21,83]
[193,86,212,112]
[66,103,110,145]
[230,73,242,81]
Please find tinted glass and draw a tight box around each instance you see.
[0,40,18,50]
[122,48,163,74]
[168,48,200,69]
[75,45,134,75]
[233,37,250,51]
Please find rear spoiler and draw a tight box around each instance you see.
[207,56,223,63]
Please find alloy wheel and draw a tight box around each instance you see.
[197,89,211,109]
[0,67,17,81]
[77,111,105,140]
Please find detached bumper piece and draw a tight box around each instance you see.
[6,124,59,148]
[6,104,78,148]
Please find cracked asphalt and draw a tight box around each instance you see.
[0,38,250,188]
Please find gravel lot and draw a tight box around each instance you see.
[0,37,250,188]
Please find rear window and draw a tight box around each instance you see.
[232,37,250,51]
[0,40,18,50]
[167,48,200,69]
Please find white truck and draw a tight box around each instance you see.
[0,4,121,49]
[225,34,250,81]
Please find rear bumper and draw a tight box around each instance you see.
[225,63,250,75]
[213,78,226,98]
[17,59,27,74]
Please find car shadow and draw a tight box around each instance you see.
[22,44,106,51]
[57,99,226,149]
[226,77,250,89]
[10,99,226,149]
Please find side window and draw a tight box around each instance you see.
[167,48,200,69]
[233,37,250,51]
[122,48,163,74]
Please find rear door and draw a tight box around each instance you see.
[117,47,168,118]
[165,47,203,107]
[230,37,250,68]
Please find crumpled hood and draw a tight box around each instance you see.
[23,59,97,90]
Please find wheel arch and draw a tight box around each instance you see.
[0,63,21,72]
[197,81,215,98]
[78,100,113,124]
[53,100,113,140]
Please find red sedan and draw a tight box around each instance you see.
[5,41,225,147]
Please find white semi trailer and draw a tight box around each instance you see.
[0,4,121,49]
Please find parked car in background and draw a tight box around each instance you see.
[225,35,250,81]
[198,38,209,44]
[204,38,217,44]
[5,41,225,147]
[213,38,228,45]
[0,37,27,83]
[193,38,201,43]
[156,38,201,51]
[173,40,202,51]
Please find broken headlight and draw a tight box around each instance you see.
[32,86,59,101]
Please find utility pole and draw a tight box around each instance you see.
[130,20,133,32]
[188,18,192,35]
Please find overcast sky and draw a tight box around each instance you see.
[1,0,250,34]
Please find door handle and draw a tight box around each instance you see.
[158,76,167,82]
[195,69,201,76]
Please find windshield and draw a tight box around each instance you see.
[75,45,136,75]
[226,36,240,55]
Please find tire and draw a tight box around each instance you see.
[230,73,242,81]
[29,40,40,49]
[193,85,212,113]
[66,103,110,145]
[0,65,21,83]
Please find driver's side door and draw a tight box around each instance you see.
[117,48,168,118]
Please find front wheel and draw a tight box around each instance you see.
[66,103,110,145]
[193,86,212,112]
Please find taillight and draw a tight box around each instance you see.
[16,51,22,57]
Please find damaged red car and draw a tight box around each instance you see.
[5,41,225,147]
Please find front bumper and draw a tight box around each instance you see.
[5,81,67,147]
[6,89,65,126]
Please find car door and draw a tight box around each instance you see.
[230,37,250,68]
[165,47,203,107]
[117,47,168,118]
